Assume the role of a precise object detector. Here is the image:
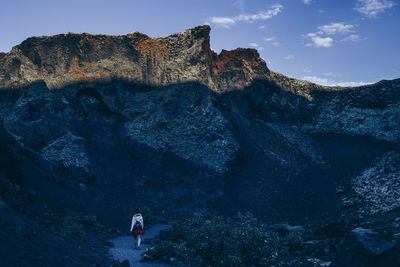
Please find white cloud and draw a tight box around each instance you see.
[262,36,279,46]
[303,76,332,85]
[302,0,313,4]
[263,36,276,42]
[210,17,236,28]
[306,22,362,47]
[209,4,283,28]
[318,22,355,35]
[236,5,283,22]
[307,33,333,48]
[303,69,312,73]
[258,25,266,29]
[284,54,296,60]
[248,42,264,50]
[303,76,371,87]
[355,0,396,17]
[341,34,363,42]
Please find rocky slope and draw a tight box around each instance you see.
[0,26,399,266]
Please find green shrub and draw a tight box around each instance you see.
[60,210,102,240]
[145,213,300,266]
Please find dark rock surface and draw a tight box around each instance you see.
[352,227,396,255]
[0,26,399,266]
[352,152,400,215]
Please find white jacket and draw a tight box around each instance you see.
[130,213,144,232]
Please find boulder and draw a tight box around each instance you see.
[352,227,396,255]
[40,132,92,186]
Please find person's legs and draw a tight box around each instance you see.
[133,235,138,248]
[137,234,141,248]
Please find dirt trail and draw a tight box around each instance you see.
[109,224,171,267]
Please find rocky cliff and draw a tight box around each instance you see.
[0,26,399,266]
[0,25,268,91]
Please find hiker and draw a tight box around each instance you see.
[130,210,144,249]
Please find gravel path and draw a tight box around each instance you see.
[109,224,171,267]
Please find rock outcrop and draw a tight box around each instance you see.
[310,79,400,143]
[0,25,268,91]
[122,83,239,173]
[41,132,92,186]
[352,152,400,215]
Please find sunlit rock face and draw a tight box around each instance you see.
[0,25,268,91]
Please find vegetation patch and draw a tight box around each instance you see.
[144,213,306,266]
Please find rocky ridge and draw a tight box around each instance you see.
[0,25,268,91]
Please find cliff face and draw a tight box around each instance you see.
[0,24,399,214]
[0,24,399,211]
[0,25,268,91]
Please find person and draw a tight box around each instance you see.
[130,210,144,249]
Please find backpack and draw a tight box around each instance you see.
[134,220,143,229]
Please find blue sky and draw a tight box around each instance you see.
[1,0,399,85]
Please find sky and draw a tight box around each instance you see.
[1,0,399,85]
